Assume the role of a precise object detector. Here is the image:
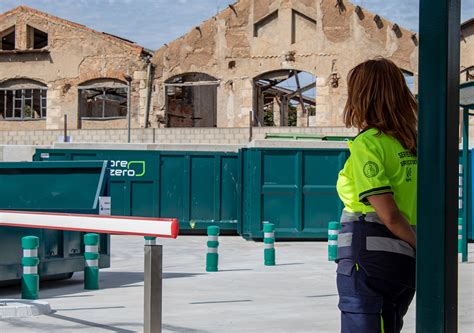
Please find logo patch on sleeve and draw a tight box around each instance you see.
[363,161,379,178]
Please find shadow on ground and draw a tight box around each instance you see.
[0,271,204,299]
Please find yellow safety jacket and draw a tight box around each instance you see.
[336,128,417,225]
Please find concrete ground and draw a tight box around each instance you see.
[0,236,473,333]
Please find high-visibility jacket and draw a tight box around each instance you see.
[336,128,417,226]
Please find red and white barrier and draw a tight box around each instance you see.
[0,210,179,238]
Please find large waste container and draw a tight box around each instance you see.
[33,147,473,241]
[34,149,240,233]
[240,148,350,240]
[0,161,110,283]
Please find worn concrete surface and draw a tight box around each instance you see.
[0,236,473,332]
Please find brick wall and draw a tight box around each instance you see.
[0,126,358,146]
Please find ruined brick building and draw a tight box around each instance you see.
[0,6,152,131]
[0,1,472,133]
[153,0,418,128]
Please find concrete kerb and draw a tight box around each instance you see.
[0,299,52,319]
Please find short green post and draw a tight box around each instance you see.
[206,226,219,272]
[144,236,157,246]
[22,236,40,300]
[458,218,463,256]
[84,233,100,290]
[263,222,276,266]
[328,221,340,261]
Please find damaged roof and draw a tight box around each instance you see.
[0,5,152,56]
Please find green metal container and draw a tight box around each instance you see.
[265,133,325,140]
[240,148,349,240]
[34,149,241,233]
[322,136,355,141]
[0,161,110,283]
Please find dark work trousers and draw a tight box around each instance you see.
[336,220,415,333]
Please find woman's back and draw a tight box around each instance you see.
[337,128,417,225]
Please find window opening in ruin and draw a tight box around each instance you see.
[0,27,15,51]
[253,70,316,127]
[461,66,474,82]
[0,79,47,120]
[403,72,415,93]
[165,73,218,128]
[27,26,48,49]
[79,81,128,120]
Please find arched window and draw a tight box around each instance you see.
[165,73,219,127]
[253,70,316,127]
[0,79,47,120]
[79,79,128,119]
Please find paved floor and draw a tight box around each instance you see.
[1,236,473,332]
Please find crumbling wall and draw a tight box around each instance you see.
[1,1,421,132]
[152,0,418,129]
[0,6,149,130]
[461,21,474,83]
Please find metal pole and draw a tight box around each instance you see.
[417,0,460,332]
[127,80,132,143]
[144,244,162,333]
[249,110,253,142]
[63,114,67,143]
[462,107,469,262]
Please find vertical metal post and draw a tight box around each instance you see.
[417,0,460,332]
[462,107,469,262]
[124,74,132,143]
[127,81,132,143]
[144,244,162,333]
[102,89,106,119]
[249,110,253,142]
[63,114,67,142]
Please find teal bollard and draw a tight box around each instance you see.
[206,226,219,272]
[263,222,276,266]
[22,236,40,300]
[84,233,100,290]
[328,221,340,261]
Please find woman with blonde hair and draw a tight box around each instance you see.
[336,57,417,333]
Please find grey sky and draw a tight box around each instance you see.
[0,0,473,50]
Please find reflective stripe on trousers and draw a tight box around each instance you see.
[338,232,414,258]
[340,211,384,224]
[338,211,415,258]
[336,217,416,289]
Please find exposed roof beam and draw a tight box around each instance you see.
[285,82,316,99]
[164,81,220,87]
